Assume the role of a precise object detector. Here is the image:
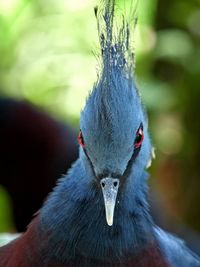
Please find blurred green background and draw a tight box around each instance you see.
[0,0,200,239]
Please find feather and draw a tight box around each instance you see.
[95,0,138,81]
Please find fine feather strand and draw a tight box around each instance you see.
[94,0,138,81]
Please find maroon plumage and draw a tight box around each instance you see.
[0,217,170,267]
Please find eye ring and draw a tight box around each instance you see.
[134,125,144,149]
[78,130,85,148]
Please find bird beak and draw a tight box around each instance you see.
[100,177,119,226]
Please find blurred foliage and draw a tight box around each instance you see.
[0,0,158,123]
[0,186,14,232]
[0,0,200,235]
[0,0,99,124]
[149,0,200,232]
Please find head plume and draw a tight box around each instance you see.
[94,0,137,82]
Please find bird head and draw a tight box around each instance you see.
[79,0,152,227]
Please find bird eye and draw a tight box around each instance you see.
[134,125,144,149]
[78,130,85,148]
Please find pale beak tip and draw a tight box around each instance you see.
[107,219,113,226]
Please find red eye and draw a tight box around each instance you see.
[78,130,85,148]
[134,126,144,149]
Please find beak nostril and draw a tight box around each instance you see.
[101,182,105,188]
[113,181,118,187]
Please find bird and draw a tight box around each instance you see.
[0,0,200,266]
[0,98,78,232]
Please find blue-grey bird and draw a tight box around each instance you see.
[0,0,200,266]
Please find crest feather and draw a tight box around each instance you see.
[94,0,138,81]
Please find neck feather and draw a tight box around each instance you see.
[38,160,155,263]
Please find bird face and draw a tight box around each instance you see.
[80,74,151,226]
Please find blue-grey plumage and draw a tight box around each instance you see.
[155,227,200,267]
[0,0,200,266]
